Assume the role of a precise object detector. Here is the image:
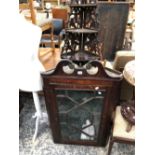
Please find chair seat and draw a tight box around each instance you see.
[113,106,135,140]
[40,18,64,48]
[52,19,63,35]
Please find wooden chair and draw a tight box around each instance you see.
[19,1,51,29]
[40,18,64,49]
[27,1,64,50]
[107,106,135,155]
[20,0,55,51]
[52,8,68,28]
[50,8,69,49]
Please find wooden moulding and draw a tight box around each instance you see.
[41,60,123,79]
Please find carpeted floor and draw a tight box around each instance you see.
[19,92,135,155]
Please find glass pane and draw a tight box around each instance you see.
[56,89,105,141]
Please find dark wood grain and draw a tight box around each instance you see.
[41,60,122,146]
[97,2,129,60]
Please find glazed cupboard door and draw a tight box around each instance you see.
[48,85,109,146]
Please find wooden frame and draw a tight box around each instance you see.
[107,106,135,155]
[19,0,55,50]
[19,0,38,24]
[52,8,68,28]
[41,60,122,146]
[20,0,53,31]
[107,134,134,155]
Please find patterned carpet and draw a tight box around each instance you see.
[19,92,135,155]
